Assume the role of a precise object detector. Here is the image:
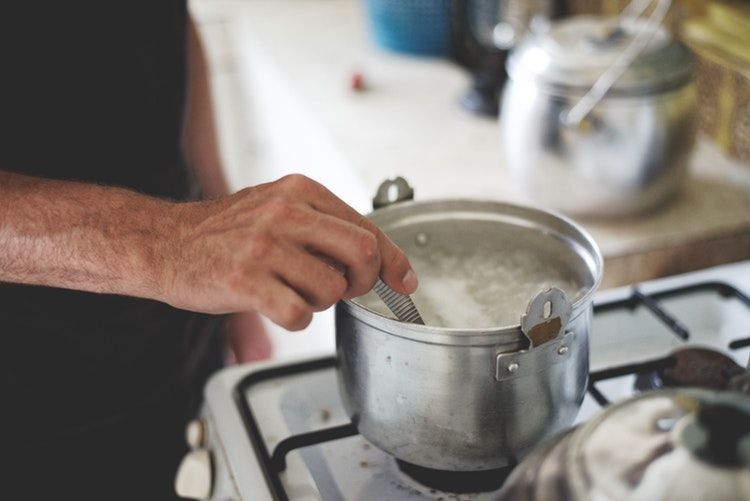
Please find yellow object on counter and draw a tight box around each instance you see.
[682,1,750,165]
[708,1,750,43]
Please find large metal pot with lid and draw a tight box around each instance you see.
[498,388,750,500]
[500,1,698,217]
[336,177,603,471]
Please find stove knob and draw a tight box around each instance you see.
[175,449,213,500]
[186,419,206,449]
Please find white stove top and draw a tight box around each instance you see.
[191,261,750,501]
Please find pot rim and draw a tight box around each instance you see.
[341,198,603,344]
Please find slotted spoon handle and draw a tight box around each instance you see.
[373,278,424,325]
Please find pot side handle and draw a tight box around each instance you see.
[372,177,415,210]
[495,332,574,382]
[521,288,572,348]
[495,287,574,382]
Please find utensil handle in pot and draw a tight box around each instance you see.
[561,0,672,128]
[372,176,415,209]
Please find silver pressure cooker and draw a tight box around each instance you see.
[501,5,697,217]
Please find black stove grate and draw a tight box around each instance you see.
[233,281,750,501]
[233,357,343,500]
[588,282,750,405]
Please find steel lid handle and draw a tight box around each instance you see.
[495,287,574,382]
[521,287,573,348]
[372,177,415,210]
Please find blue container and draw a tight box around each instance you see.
[365,0,452,57]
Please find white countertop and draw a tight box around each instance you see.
[213,0,750,254]
[191,0,750,358]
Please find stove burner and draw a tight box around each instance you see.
[635,347,746,392]
[396,459,513,493]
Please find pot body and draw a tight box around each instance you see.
[335,194,601,471]
[501,80,697,217]
[336,304,591,471]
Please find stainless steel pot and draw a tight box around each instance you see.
[500,4,697,217]
[498,388,750,501]
[336,177,603,471]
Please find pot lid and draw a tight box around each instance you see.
[507,15,694,94]
[566,389,750,500]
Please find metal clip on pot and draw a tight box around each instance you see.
[372,176,414,209]
[495,288,574,382]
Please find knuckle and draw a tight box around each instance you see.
[279,173,312,192]
[356,231,379,263]
[262,197,294,219]
[280,302,312,331]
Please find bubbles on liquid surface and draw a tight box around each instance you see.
[357,247,584,329]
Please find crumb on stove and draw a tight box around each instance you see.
[360,461,368,468]
[362,443,371,450]
[320,409,331,422]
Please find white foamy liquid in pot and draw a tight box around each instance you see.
[356,247,584,329]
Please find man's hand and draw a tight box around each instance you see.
[160,174,417,331]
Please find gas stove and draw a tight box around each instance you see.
[175,261,750,500]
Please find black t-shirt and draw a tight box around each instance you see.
[1,2,222,497]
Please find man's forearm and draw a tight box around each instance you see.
[0,170,177,299]
[0,18,228,304]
